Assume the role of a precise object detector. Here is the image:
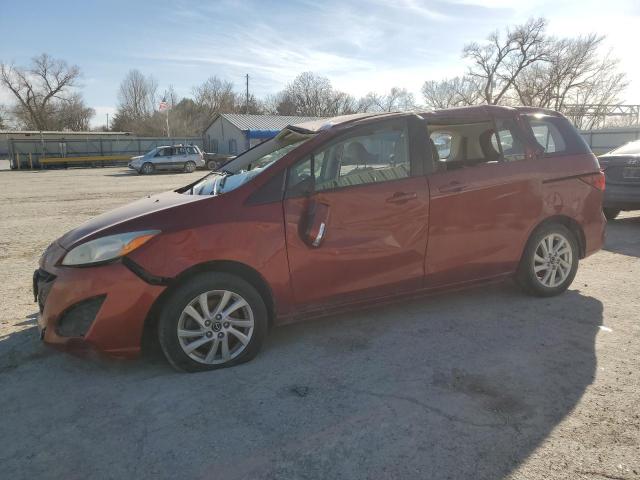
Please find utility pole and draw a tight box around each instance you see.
[245,74,249,114]
[106,113,109,131]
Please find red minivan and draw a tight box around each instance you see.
[34,106,605,372]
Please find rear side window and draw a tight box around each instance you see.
[492,118,527,162]
[428,120,501,170]
[523,114,590,156]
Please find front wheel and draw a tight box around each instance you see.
[158,272,268,372]
[140,162,155,175]
[184,161,196,173]
[603,208,620,220]
[516,224,579,297]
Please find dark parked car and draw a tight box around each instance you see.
[203,152,236,171]
[34,106,605,372]
[599,140,640,219]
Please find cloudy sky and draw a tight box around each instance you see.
[1,0,639,127]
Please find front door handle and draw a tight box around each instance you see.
[438,181,465,193]
[301,200,330,248]
[311,222,326,247]
[386,192,417,204]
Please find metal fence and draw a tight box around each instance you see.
[580,127,640,155]
[8,136,204,169]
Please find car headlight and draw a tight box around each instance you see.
[62,230,160,266]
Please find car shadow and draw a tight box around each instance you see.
[604,212,640,258]
[0,283,601,479]
[102,171,200,177]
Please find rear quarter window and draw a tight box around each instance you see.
[523,114,591,156]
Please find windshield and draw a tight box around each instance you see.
[609,140,640,156]
[186,135,311,196]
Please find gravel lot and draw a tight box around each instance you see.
[0,166,638,480]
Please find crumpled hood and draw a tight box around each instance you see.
[58,191,207,250]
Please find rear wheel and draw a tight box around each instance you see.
[207,159,218,170]
[140,162,154,175]
[603,208,620,220]
[516,224,579,297]
[184,161,196,173]
[158,272,268,372]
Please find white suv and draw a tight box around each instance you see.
[128,145,205,174]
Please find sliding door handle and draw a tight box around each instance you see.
[386,192,418,204]
[438,181,465,193]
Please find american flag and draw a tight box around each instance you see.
[159,99,169,111]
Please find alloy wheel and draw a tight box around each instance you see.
[532,233,573,288]
[177,290,254,365]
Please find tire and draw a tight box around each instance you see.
[207,159,217,170]
[516,223,579,297]
[603,208,620,221]
[158,272,268,372]
[140,162,155,175]
[184,161,196,173]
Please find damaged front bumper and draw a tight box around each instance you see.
[34,242,166,358]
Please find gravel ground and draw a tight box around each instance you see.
[0,166,638,480]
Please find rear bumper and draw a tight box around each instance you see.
[603,182,640,210]
[36,262,165,358]
[583,211,606,258]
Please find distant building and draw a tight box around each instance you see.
[203,114,321,154]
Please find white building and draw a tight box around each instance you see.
[203,114,321,154]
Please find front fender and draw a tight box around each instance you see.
[126,200,294,316]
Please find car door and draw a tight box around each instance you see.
[283,117,430,311]
[173,146,187,170]
[154,147,173,170]
[186,146,199,164]
[424,114,541,287]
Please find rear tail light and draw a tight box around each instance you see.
[579,171,606,191]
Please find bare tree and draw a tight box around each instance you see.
[0,53,82,130]
[262,92,297,115]
[237,93,263,114]
[422,76,483,109]
[276,72,356,116]
[116,69,157,120]
[362,87,416,112]
[192,76,237,117]
[463,18,549,105]
[285,72,333,116]
[52,93,95,131]
[0,104,7,129]
[511,34,628,128]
